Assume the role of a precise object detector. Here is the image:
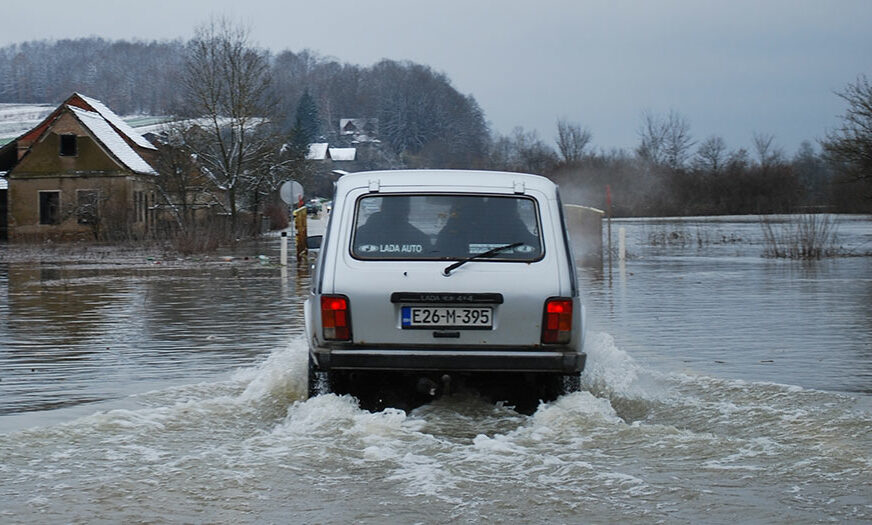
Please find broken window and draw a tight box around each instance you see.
[59,134,77,156]
[39,191,60,225]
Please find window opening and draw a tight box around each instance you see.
[59,135,77,157]
[39,191,60,225]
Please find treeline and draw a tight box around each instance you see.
[0,38,185,114]
[0,38,490,169]
[1,37,868,214]
[491,118,869,215]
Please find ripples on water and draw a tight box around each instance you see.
[1,336,869,523]
[0,260,308,418]
[1,217,871,522]
[584,215,872,394]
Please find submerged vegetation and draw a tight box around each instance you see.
[760,214,840,259]
[646,226,744,248]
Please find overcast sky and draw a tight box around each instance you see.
[4,0,870,155]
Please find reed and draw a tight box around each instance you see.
[760,214,839,259]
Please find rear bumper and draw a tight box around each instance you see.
[312,348,586,374]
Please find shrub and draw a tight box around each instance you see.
[760,214,839,259]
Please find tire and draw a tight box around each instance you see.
[561,373,581,395]
[539,373,581,403]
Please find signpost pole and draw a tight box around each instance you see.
[279,180,305,265]
[606,184,612,273]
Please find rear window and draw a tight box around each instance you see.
[351,194,542,261]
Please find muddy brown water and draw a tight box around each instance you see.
[1,215,870,523]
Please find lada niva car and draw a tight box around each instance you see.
[304,170,586,409]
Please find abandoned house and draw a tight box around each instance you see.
[0,93,159,241]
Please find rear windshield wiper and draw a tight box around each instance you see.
[443,242,523,276]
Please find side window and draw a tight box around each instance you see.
[39,191,60,225]
[555,189,578,297]
[76,189,99,224]
[59,134,77,157]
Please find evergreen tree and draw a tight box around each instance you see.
[292,89,321,148]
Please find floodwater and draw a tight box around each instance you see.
[1,215,870,523]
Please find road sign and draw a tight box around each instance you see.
[280,180,304,205]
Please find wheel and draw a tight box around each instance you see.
[536,373,581,404]
[561,373,581,395]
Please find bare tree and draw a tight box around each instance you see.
[752,132,784,169]
[636,110,668,166]
[150,122,214,232]
[694,135,727,174]
[180,17,278,233]
[636,110,694,170]
[556,119,592,163]
[822,75,872,185]
[489,127,558,174]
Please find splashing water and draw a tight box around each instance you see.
[2,334,869,523]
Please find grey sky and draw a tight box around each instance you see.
[4,0,870,155]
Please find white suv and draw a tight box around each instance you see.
[304,170,586,410]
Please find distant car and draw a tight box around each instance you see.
[306,200,321,215]
[304,170,586,410]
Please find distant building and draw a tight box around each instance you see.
[306,142,329,160]
[0,93,158,241]
[306,143,357,162]
[298,117,390,196]
[339,118,378,143]
[328,147,356,161]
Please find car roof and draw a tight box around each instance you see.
[335,169,557,196]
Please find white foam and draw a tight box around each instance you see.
[386,452,461,500]
[580,331,661,398]
[531,391,624,431]
[237,338,308,403]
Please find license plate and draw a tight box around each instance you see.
[401,306,493,329]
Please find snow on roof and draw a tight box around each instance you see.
[68,105,157,175]
[339,118,377,136]
[75,93,157,150]
[329,147,356,161]
[339,119,357,134]
[307,142,329,160]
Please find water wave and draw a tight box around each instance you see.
[1,334,870,523]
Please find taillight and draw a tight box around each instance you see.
[542,298,573,344]
[321,295,351,341]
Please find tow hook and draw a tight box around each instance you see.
[416,375,453,397]
[416,377,438,396]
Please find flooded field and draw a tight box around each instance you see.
[1,215,870,523]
